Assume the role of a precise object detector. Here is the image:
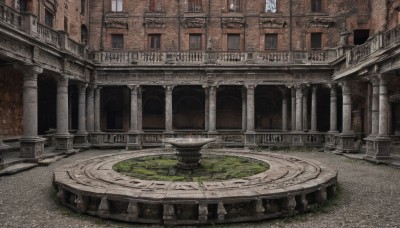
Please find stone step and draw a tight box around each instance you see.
[38,155,67,166]
[0,163,38,176]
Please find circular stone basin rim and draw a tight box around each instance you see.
[163,137,216,148]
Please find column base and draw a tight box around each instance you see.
[365,136,391,159]
[55,134,76,154]
[324,131,339,149]
[20,137,45,159]
[335,133,358,154]
[244,132,257,149]
[126,133,142,150]
[0,142,10,164]
[290,132,305,146]
[74,133,90,150]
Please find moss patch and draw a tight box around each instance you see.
[113,155,269,182]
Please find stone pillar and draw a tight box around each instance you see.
[75,84,89,147]
[19,65,45,159]
[329,85,338,133]
[371,80,380,136]
[246,85,255,133]
[138,87,143,132]
[55,76,74,153]
[378,78,389,137]
[336,80,356,153]
[242,87,247,131]
[94,86,102,132]
[291,87,296,130]
[295,86,303,131]
[86,86,95,133]
[302,87,309,132]
[209,86,217,133]
[165,85,174,133]
[204,86,209,131]
[282,92,288,131]
[310,86,318,132]
[128,85,139,133]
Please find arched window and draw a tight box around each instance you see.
[81,25,88,45]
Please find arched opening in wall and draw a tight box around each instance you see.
[173,86,205,130]
[142,86,165,130]
[392,102,400,135]
[255,86,282,130]
[216,86,242,130]
[316,87,330,132]
[81,25,88,45]
[38,76,56,135]
[352,81,368,138]
[101,87,129,132]
[68,84,79,132]
[0,67,23,137]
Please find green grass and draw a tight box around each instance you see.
[113,155,269,182]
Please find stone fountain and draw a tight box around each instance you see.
[163,137,215,169]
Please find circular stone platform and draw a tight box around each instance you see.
[53,149,338,225]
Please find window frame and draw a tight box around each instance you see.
[265,33,278,50]
[111,34,124,49]
[81,0,85,15]
[189,34,202,50]
[227,34,241,51]
[111,0,123,12]
[188,0,202,12]
[227,0,241,12]
[44,9,54,28]
[149,34,161,50]
[311,0,322,13]
[310,32,322,50]
[265,0,277,13]
[149,0,162,12]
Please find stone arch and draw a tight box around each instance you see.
[142,86,165,130]
[216,86,242,129]
[255,85,282,130]
[173,86,205,130]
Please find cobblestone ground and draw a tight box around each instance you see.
[1,149,400,228]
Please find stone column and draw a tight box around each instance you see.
[302,87,309,132]
[282,92,288,131]
[295,86,303,131]
[378,78,389,136]
[138,87,143,132]
[342,81,352,134]
[204,86,209,131]
[86,86,95,132]
[246,85,255,133]
[242,87,247,131]
[94,86,102,132]
[291,87,296,131]
[55,76,74,153]
[19,65,45,158]
[128,85,139,133]
[209,86,217,133]
[75,84,89,147]
[329,85,338,132]
[165,85,174,133]
[371,80,379,136]
[310,86,318,132]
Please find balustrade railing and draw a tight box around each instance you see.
[67,38,84,57]
[0,2,21,29]
[37,23,59,47]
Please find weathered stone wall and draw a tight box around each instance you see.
[0,68,23,137]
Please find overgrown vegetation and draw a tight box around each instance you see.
[113,155,269,182]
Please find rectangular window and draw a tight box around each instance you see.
[311,0,322,12]
[265,34,278,50]
[265,0,277,13]
[45,9,53,27]
[150,0,162,12]
[111,0,123,12]
[81,0,85,15]
[311,33,322,49]
[188,0,202,12]
[149,34,161,50]
[228,0,240,12]
[227,34,240,51]
[111,34,124,49]
[189,34,202,50]
[64,16,68,33]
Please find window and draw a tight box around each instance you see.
[149,34,161,50]
[311,0,322,12]
[311,33,322,49]
[81,25,88,45]
[149,0,162,12]
[45,9,54,27]
[265,34,278,50]
[227,34,240,51]
[64,16,68,33]
[188,0,202,12]
[15,0,27,12]
[265,0,277,13]
[228,0,240,12]
[111,34,124,49]
[189,34,202,50]
[111,0,122,12]
[353,29,369,45]
[81,0,85,15]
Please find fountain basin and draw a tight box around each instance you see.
[163,137,216,148]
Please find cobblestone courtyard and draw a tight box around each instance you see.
[1,149,399,228]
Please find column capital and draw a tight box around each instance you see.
[339,80,352,94]
[56,75,69,87]
[245,84,256,90]
[78,83,88,93]
[16,64,43,79]
[163,85,175,94]
[128,84,139,93]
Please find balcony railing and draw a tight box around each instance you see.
[92,50,336,66]
[37,23,59,47]
[0,2,21,29]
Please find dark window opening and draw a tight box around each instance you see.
[354,29,370,45]
[81,25,88,45]
[149,34,161,50]
[45,9,54,27]
[189,34,202,50]
[311,33,322,49]
[188,0,202,12]
[64,16,68,33]
[150,0,162,12]
[265,34,278,50]
[311,0,322,12]
[111,34,124,49]
[81,0,85,15]
[227,34,240,51]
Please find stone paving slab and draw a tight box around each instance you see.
[0,163,38,176]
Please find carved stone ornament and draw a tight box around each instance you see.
[181,17,206,29]
[307,17,335,28]
[105,18,128,29]
[221,17,246,29]
[260,18,287,28]
[143,18,166,29]
[37,49,62,69]
[0,37,32,59]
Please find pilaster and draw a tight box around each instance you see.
[245,84,256,148]
[164,85,174,133]
[126,85,141,150]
